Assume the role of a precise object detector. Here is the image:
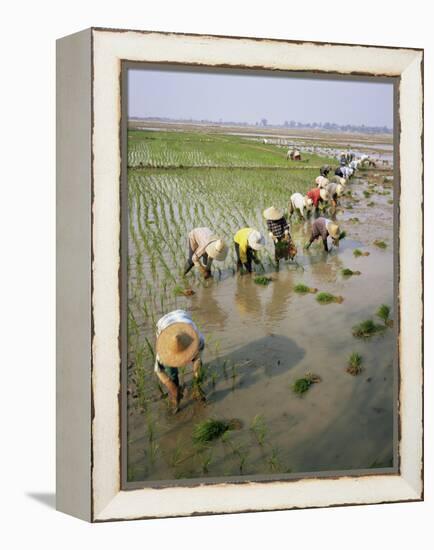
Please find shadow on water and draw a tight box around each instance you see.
[208,334,306,404]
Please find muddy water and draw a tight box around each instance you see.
[127,173,395,482]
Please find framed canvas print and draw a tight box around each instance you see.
[56,27,423,522]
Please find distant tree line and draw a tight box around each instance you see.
[132,116,392,134]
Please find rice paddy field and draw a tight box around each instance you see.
[126,127,396,483]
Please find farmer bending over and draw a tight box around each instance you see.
[154,309,205,413]
[306,187,329,216]
[320,164,331,177]
[263,206,297,265]
[234,228,265,272]
[304,217,341,253]
[184,227,228,279]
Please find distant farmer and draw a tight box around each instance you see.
[335,165,353,179]
[339,151,347,165]
[320,164,331,177]
[154,309,206,413]
[289,192,313,219]
[184,227,228,279]
[263,206,297,263]
[306,187,329,216]
[288,148,301,161]
[234,227,265,272]
[304,217,341,252]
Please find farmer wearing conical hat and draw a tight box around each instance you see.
[304,217,341,252]
[263,206,297,264]
[154,309,205,413]
[184,227,228,279]
[234,228,265,273]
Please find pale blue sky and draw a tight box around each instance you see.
[128,68,393,128]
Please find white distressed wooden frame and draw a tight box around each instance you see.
[56,27,423,522]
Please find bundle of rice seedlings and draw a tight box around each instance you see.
[192,419,230,443]
[294,283,317,294]
[339,230,347,241]
[292,372,321,395]
[367,201,375,207]
[373,240,387,249]
[316,292,344,304]
[352,319,385,338]
[341,268,361,277]
[353,249,370,257]
[346,352,363,376]
[363,190,371,198]
[376,304,394,327]
[173,285,195,297]
[254,275,273,286]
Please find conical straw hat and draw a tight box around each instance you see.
[156,322,200,368]
[248,230,265,250]
[327,222,340,240]
[205,239,228,261]
[320,188,329,201]
[263,206,283,221]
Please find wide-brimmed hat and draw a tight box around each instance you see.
[263,206,283,221]
[320,188,329,201]
[156,322,200,368]
[248,230,265,250]
[205,239,228,261]
[315,176,329,188]
[327,222,340,240]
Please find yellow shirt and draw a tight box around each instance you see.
[234,228,254,264]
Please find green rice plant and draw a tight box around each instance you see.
[294,283,317,294]
[377,304,394,327]
[363,190,371,198]
[267,447,282,473]
[339,230,347,240]
[192,419,231,443]
[231,363,238,390]
[352,319,385,338]
[170,439,185,468]
[254,273,271,287]
[367,201,375,207]
[388,199,394,204]
[316,292,344,304]
[353,248,370,257]
[250,414,268,447]
[373,239,387,249]
[341,268,361,277]
[346,352,363,376]
[292,373,321,395]
[200,449,213,474]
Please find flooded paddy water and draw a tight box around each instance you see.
[126,130,395,483]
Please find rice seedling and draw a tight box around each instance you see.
[367,201,375,207]
[352,319,385,338]
[294,283,317,294]
[292,372,321,395]
[316,292,344,304]
[363,190,371,198]
[267,447,282,473]
[346,352,363,376]
[373,239,387,249]
[231,363,238,390]
[353,248,370,257]
[253,275,273,286]
[376,304,394,327]
[250,414,268,447]
[200,449,213,474]
[339,230,347,240]
[341,268,361,277]
[388,199,394,204]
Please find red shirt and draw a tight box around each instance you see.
[307,188,322,207]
